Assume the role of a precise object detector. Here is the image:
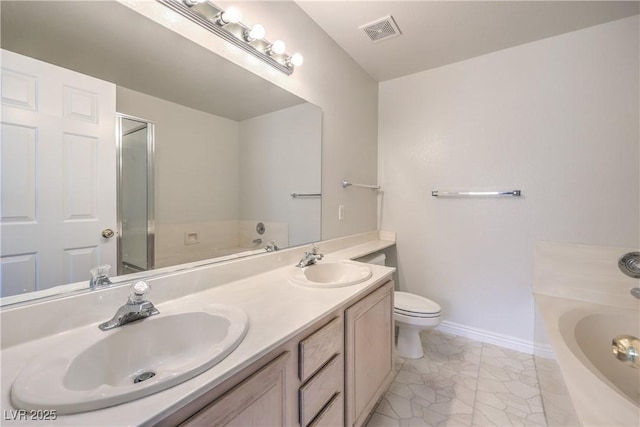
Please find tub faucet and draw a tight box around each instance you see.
[296,244,323,267]
[98,281,159,331]
[265,241,279,252]
[612,335,640,368]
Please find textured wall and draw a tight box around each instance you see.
[239,103,322,247]
[379,16,639,343]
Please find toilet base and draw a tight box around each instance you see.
[396,325,427,359]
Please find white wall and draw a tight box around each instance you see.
[121,0,379,241]
[117,87,240,223]
[379,16,639,344]
[116,87,241,266]
[239,103,322,247]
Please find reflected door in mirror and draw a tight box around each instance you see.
[0,49,117,297]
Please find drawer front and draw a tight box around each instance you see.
[299,316,343,382]
[181,352,290,427]
[308,392,344,427]
[299,354,343,426]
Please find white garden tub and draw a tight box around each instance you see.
[536,295,639,426]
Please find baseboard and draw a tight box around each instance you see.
[436,320,555,359]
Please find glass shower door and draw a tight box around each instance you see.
[118,115,154,274]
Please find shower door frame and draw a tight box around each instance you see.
[116,113,155,275]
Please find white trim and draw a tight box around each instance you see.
[436,320,555,359]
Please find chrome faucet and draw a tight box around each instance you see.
[296,244,323,267]
[89,264,112,289]
[612,335,640,368]
[265,241,279,252]
[99,281,159,331]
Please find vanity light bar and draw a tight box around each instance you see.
[158,0,302,75]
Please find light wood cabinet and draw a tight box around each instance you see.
[345,281,394,427]
[169,279,394,427]
[298,316,344,426]
[308,392,344,427]
[181,352,290,427]
[299,316,343,382]
[299,354,343,425]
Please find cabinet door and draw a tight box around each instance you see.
[345,281,394,427]
[182,352,290,426]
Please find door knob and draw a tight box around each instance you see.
[101,228,115,239]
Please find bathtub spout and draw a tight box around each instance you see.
[612,335,640,368]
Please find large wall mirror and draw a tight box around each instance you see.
[0,1,321,305]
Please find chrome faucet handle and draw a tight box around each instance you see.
[619,252,640,278]
[89,264,112,289]
[129,281,151,303]
[311,243,320,254]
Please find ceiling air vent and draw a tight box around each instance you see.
[359,15,402,43]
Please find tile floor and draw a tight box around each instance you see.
[366,330,547,427]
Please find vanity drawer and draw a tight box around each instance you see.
[299,354,343,426]
[308,392,344,427]
[299,316,343,381]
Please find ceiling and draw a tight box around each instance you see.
[297,1,640,82]
[1,1,305,121]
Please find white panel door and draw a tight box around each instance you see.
[0,49,116,297]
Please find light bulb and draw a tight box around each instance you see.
[184,0,206,6]
[217,7,242,25]
[244,24,265,42]
[267,40,286,56]
[287,53,304,67]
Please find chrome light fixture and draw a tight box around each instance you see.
[159,0,304,75]
[243,24,265,43]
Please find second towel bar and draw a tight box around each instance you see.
[432,190,521,197]
[290,193,322,198]
[341,180,381,190]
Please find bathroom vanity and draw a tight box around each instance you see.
[164,280,393,427]
[0,231,396,426]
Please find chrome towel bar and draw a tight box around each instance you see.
[341,180,381,190]
[432,190,521,197]
[290,193,322,198]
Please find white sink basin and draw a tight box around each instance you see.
[11,301,248,415]
[290,260,373,288]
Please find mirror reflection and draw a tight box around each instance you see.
[0,1,322,304]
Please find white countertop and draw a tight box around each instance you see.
[0,235,395,426]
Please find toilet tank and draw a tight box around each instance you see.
[356,252,386,266]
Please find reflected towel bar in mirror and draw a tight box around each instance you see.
[432,190,522,197]
[341,180,381,190]
[290,193,322,198]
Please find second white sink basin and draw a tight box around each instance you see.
[290,260,373,288]
[11,301,248,415]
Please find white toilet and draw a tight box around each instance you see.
[394,291,441,359]
[358,252,442,359]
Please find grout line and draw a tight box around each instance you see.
[469,341,484,425]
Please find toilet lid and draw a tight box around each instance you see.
[394,291,441,315]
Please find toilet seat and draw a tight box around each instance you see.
[394,308,440,318]
[394,291,441,317]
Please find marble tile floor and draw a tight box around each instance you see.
[366,330,547,427]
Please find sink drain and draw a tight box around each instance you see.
[134,371,156,384]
